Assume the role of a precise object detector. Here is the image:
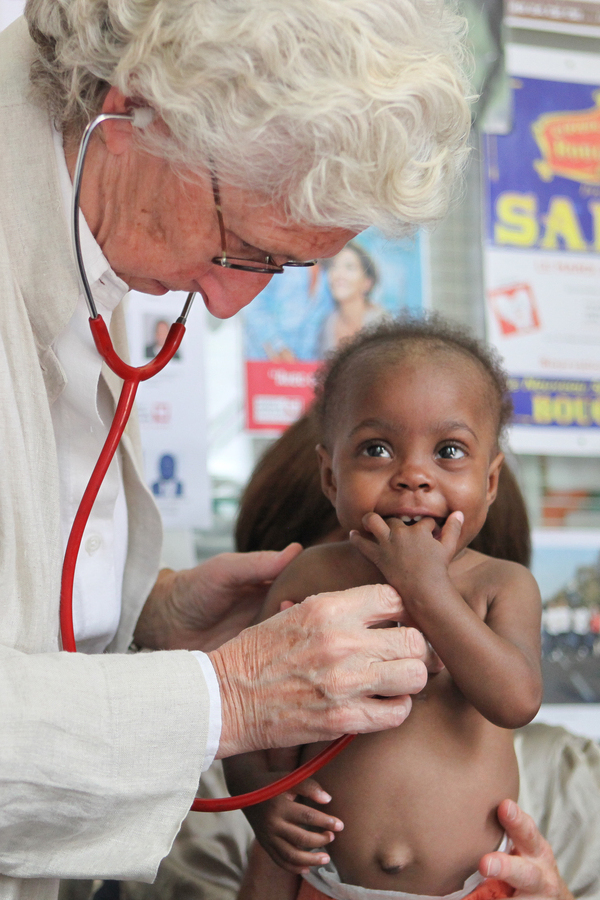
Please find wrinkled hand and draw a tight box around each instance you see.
[134,544,302,651]
[209,582,443,758]
[479,800,573,900]
[349,512,464,603]
[246,777,343,875]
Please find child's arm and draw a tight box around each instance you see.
[223,551,345,874]
[351,512,542,729]
[238,840,300,900]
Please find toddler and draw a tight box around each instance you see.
[227,316,542,900]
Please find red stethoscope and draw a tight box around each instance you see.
[61,109,354,812]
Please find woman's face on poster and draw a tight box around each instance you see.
[327,247,373,305]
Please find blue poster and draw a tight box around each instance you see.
[484,76,600,253]
[242,228,425,363]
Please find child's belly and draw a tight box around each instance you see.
[300,671,519,896]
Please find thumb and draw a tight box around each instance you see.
[228,543,303,585]
[439,511,463,556]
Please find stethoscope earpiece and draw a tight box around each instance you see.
[130,107,154,129]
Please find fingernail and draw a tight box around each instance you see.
[317,791,332,803]
[455,511,464,524]
[333,820,344,831]
[505,800,517,821]
[320,855,330,865]
[486,859,501,877]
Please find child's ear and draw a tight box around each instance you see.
[486,451,504,506]
[316,444,337,505]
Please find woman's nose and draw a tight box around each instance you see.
[200,268,274,318]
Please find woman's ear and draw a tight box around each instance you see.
[316,444,337,505]
[99,86,140,155]
[486,451,504,506]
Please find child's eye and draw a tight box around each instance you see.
[363,443,391,459]
[437,444,465,460]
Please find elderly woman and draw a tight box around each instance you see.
[0,1,471,899]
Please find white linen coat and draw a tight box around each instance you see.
[0,18,210,899]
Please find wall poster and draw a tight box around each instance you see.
[126,291,211,529]
[242,228,427,433]
[483,44,600,455]
[531,528,600,737]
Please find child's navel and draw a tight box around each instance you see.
[376,846,413,876]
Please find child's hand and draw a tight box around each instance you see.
[349,511,464,605]
[246,777,344,875]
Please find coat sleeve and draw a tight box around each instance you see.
[515,722,600,898]
[0,646,209,881]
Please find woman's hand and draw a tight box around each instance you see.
[134,544,303,651]
[245,777,343,875]
[479,800,573,900]
[209,582,440,757]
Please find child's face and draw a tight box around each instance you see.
[318,354,504,556]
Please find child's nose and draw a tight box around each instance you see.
[391,460,433,492]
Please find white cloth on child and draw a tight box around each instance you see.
[302,836,510,900]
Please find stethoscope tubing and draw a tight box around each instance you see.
[62,110,355,813]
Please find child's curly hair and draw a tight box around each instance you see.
[314,313,513,448]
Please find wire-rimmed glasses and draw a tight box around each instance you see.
[210,172,317,274]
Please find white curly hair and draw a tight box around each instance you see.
[25,0,472,236]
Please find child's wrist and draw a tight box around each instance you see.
[399,568,453,614]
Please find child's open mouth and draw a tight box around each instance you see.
[392,515,447,528]
[384,514,447,539]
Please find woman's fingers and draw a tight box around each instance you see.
[211,582,437,756]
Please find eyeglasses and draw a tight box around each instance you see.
[210,172,317,275]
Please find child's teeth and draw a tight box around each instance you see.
[413,515,422,522]
[400,515,423,523]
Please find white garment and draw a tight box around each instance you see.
[0,18,213,896]
[303,837,510,900]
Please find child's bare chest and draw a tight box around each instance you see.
[298,547,516,894]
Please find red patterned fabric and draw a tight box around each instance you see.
[296,877,515,900]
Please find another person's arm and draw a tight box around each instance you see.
[480,800,573,900]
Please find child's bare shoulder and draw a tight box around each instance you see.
[259,541,382,621]
[459,549,540,606]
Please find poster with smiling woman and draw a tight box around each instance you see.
[242,228,428,432]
